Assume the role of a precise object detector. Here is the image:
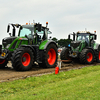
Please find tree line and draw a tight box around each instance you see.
[52,37,72,47]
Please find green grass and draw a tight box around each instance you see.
[0,65,100,100]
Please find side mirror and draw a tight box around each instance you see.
[73,33,75,41]
[20,26,23,30]
[68,35,70,39]
[7,25,10,33]
[12,28,15,36]
[38,24,41,32]
[94,35,97,40]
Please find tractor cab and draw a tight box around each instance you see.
[18,22,52,44]
[76,31,97,47]
[77,33,89,44]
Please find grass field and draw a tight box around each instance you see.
[0,65,100,100]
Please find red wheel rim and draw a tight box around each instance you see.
[99,51,100,60]
[0,59,5,64]
[22,53,31,66]
[87,52,93,62]
[47,48,56,65]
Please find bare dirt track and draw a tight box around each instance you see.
[0,61,100,82]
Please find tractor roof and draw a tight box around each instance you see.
[77,31,96,35]
[22,23,49,30]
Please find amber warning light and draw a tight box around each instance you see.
[46,22,48,24]
[46,22,48,27]
[94,31,96,33]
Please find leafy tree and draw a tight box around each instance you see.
[52,37,58,43]
[52,37,72,47]
[58,39,72,47]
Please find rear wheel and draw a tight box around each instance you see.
[96,46,100,63]
[11,47,34,71]
[79,49,94,64]
[0,59,8,69]
[39,44,58,68]
[60,47,71,63]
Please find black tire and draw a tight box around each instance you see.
[60,47,71,63]
[39,44,58,68]
[79,49,94,64]
[11,47,34,71]
[96,46,100,63]
[0,59,8,69]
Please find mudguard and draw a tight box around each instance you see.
[93,43,100,50]
[39,40,58,50]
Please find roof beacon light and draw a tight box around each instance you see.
[94,31,96,33]
[46,22,48,27]
[46,22,48,24]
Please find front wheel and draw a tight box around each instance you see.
[79,49,94,64]
[11,47,34,71]
[0,59,8,69]
[60,47,72,63]
[39,44,58,68]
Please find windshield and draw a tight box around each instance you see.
[18,25,51,40]
[19,28,32,37]
[18,25,34,37]
[77,33,89,43]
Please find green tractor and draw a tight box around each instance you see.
[60,31,100,64]
[0,22,58,71]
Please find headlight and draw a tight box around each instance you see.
[6,44,10,48]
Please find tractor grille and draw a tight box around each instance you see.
[71,41,81,49]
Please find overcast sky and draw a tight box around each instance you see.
[0,0,100,43]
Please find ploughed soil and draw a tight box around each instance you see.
[0,61,100,82]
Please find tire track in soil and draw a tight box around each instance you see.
[0,61,100,82]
